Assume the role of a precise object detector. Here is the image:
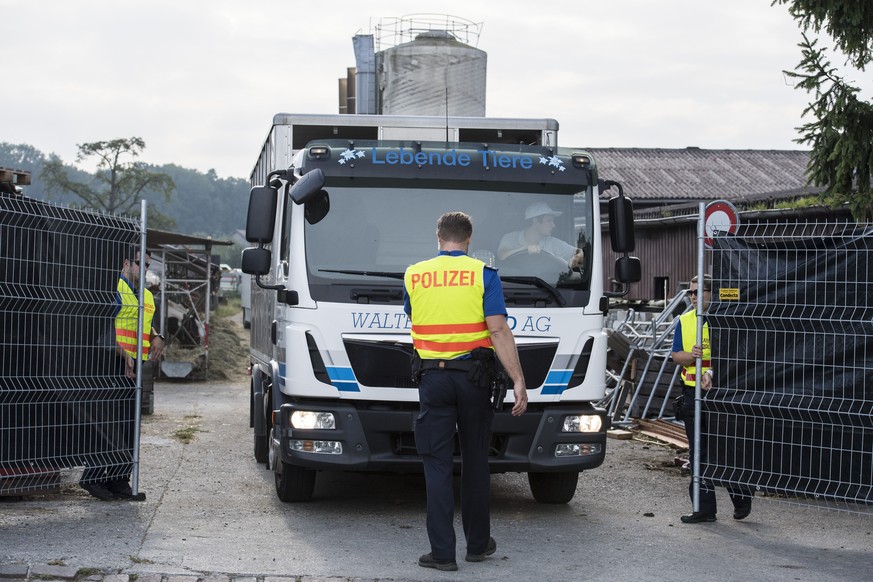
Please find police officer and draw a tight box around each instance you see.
[404,212,527,572]
[671,274,752,523]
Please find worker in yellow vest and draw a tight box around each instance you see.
[80,249,164,501]
[404,212,527,572]
[115,250,165,377]
[671,274,752,523]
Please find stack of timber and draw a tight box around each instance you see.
[634,419,688,448]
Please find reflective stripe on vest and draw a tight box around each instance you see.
[679,309,711,386]
[115,277,156,360]
[405,254,492,359]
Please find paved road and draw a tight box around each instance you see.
[1,379,870,581]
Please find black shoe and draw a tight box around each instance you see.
[80,481,115,501]
[466,537,497,562]
[418,553,458,571]
[733,503,752,520]
[680,512,717,524]
[106,479,134,499]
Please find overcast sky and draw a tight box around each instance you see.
[0,1,859,179]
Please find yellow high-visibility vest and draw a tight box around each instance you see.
[679,309,711,386]
[115,277,156,361]
[405,254,492,360]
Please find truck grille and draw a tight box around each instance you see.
[345,339,416,388]
[393,432,507,457]
[344,338,558,389]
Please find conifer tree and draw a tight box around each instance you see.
[775,0,873,219]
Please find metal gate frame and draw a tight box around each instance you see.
[0,193,145,497]
[693,210,872,515]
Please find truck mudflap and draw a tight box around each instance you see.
[275,401,608,473]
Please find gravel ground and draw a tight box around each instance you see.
[1,309,870,581]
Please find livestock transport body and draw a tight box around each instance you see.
[242,113,639,503]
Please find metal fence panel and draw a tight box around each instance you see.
[0,195,141,495]
[705,220,872,514]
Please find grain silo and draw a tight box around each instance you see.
[343,15,487,117]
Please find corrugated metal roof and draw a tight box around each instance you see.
[588,148,811,202]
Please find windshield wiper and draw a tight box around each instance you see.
[320,269,405,280]
[499,276,566,307]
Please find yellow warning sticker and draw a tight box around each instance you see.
[719,288,739,301]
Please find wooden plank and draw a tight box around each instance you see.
[607,428,634,440]
[634,418,688,448]
[638,418,686,438]
[635,429,688,449]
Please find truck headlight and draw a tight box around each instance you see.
[561,414,602,433]
[290,411,336,430]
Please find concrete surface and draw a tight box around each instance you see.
[1,379,870,582]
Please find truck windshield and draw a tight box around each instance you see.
[304,183,592,306]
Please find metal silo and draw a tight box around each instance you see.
[374,15,487,117]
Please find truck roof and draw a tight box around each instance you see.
[272,113,559,131]
[271,113,559,151]
[252,113,563,185]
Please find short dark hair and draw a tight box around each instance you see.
[691,274,712,292]
[127,247,151,263]
[437,212,473,243]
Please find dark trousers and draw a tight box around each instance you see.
[81,370,136,485]
[415,369,494,562]
[682,387,753,514]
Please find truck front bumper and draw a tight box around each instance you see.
[274,401,608,473]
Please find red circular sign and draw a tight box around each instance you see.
[704,200,740,248]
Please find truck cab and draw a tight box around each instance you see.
[243,114,639,503]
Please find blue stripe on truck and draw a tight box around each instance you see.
[541,369,572,395]
[326,366,360,392]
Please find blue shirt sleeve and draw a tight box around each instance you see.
[671,319,683,352]
[403,283,411,316]
[483,266,507,317]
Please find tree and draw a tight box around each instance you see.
[775,1,873,220]
[41,137,176,228]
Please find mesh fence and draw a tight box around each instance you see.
[0,195,141,495]
[704,220,873,514]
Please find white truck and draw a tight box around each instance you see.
[242,113,639,503]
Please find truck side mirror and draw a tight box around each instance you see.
[608,195,635,253]
[241,246,271,276]
[246,186,278,244]
[290,168,325,205]
[305,190,330,225]
[615,256,641,283]
[602,179,642,296]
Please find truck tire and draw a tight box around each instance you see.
[252,381,268,464]
[528,471,579,504]
[253,433,268,464]
[275,460,316,502]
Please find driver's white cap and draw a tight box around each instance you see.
[525,202,562,220]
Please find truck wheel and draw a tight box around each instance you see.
[253,433,268,464]
[528,471,579,504]
[275,460,316,502]
[252,381,268,464]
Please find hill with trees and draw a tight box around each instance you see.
[0,141,249,264]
